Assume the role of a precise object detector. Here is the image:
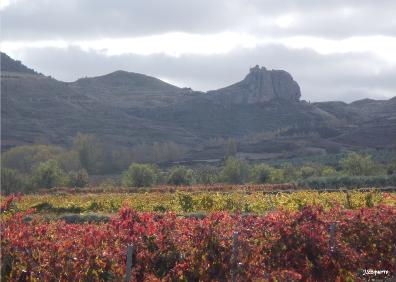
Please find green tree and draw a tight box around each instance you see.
[225,138,237,158]
[56,150,82,173]
[122,163,157,187]
[339,152,377,176]
[73,133,104,174]
[300,165,316,179]
[386,159,396,175]
[268,168,285,183]
[152,142,187,163]
[220,157,249,184]
[1,168,25,194]
[1,145,64,174]
[167,166,194,186]
[250,163,272,183]
[32,160,67,189]
[319,166,337,177]
[281,162,301,182]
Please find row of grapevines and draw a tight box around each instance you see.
[34,183,298,194]
[9,190,396,214]
[1,204,395,281]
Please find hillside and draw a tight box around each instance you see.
[1,52,395,162]
[1,52,38,75]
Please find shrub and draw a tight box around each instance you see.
[386,159,396,175]
[319,166,337,177]
[281,162,301,181]
[98,178,120,189]
[153,204,167,212]
[250,164,272,183]
[122,163,158,187]
[220,157,249,184]
[31,160,68,189]
[339,152,378,176]
[177,192,194,212]
[167,166,194,186]
[199,194,215,209]
[1,168,25,194]
[268,168,285,183]
[58,213,110,224]
[194,166,219,184]
[56,150,82,173]
[1,145,64,174]
[300,165,316,179]
[68,169,89,188]
[298,174,396,189]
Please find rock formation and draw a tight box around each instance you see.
[209,65,301,104]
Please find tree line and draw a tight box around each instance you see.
[2,138,395,194]
[121,153,396,188]
[1,133,187,193]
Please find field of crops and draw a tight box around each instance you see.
[1,186,396,281]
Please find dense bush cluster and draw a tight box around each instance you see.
[0,134,186,193]
[123,153,395,188]
[122,163,159,188]
[1,202,395,281]
[299,174,396,189]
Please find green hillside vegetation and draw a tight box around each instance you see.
[2,139,395,194]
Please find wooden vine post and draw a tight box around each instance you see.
[125,244,134,282]
[231,231,239,282]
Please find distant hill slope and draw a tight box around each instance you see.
[1,52,395,161]
[314,97,396,149]
[70,70,185,109]
[1,52,38,75]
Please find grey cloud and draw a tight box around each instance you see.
[1,0,396,40]
[1,0,242,40]
[15,45,395,103]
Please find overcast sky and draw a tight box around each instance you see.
[1,0,396,102]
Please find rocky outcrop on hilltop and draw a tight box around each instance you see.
[208,65,301,104]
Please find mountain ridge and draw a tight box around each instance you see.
[1,52,395,162]
[1,51,391,105]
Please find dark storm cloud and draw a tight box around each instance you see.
[17,45,396,102]
[1,0,396,40]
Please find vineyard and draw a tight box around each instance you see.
[1,186,396,281]
[9,187,396,215]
